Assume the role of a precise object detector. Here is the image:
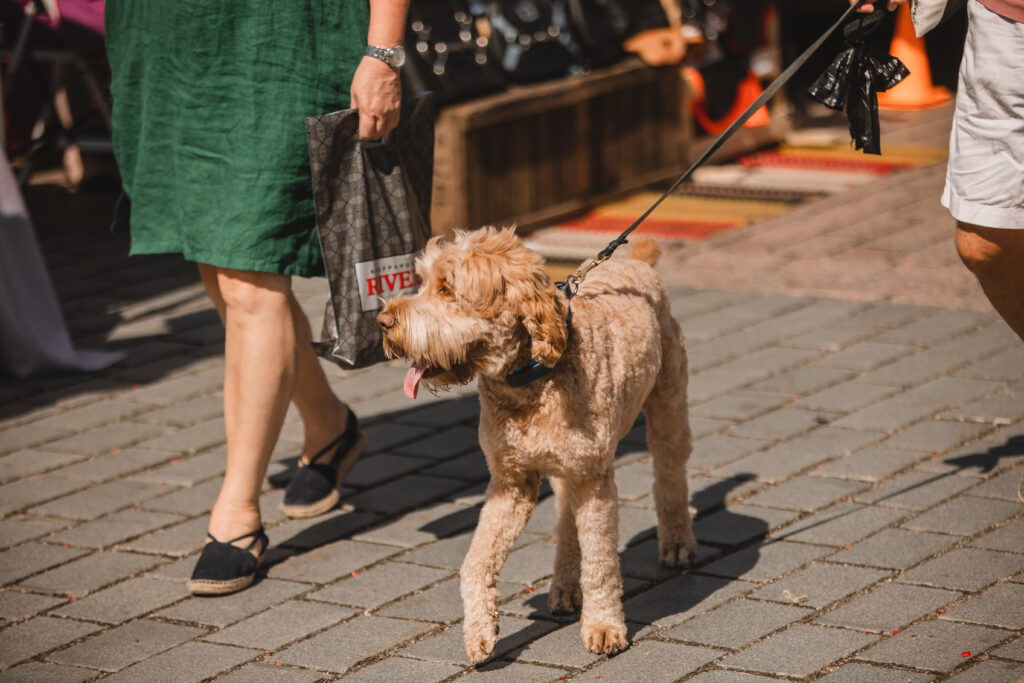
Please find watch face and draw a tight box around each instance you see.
[389,45,407,68]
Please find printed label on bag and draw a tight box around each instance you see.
[354,253,421,311]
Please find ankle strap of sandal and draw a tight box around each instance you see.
[206,527,267,552]
[305,410,359,468]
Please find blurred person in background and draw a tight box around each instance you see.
[0,148,125,377]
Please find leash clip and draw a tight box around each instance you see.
[566,253,610,294]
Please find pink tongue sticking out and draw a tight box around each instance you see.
[404,364,426,400]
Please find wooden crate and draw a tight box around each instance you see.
[430,58,691,236]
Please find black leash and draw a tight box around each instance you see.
[512,1,883,388]
[557,0,880,297]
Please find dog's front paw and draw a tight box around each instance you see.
[548,582,582,614]
[659,530,698,568]
[581,621,629,655]
[463,619,499,665]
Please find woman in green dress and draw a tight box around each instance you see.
[106,0,411,595]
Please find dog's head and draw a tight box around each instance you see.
[377,227,569,398]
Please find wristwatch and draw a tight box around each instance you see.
[365,44,407,69]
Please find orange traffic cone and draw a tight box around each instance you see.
[877,3,950,111]
[685,68,771,135]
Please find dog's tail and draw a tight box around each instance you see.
[628,238,661,267]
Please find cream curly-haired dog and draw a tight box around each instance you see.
[376,227,696,663]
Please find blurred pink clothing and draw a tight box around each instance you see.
[979,0,1024,22]
[59,0,104,34]
[16,0,104,34]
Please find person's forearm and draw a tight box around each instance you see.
[366,0,410,46]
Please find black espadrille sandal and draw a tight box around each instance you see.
[188,527,268,596]
[281,409,365,519]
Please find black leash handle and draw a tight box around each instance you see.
[559,0,875,295]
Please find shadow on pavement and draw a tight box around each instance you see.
[945,434,1024,474]
[499,475,766,638]
[257,399,770,642]
[766,430,1024,547]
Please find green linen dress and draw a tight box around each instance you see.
[106,1,369,277]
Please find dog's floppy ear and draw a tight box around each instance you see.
[517,279,569,367]
[473,226,568,366]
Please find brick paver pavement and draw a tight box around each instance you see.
[1,103,1022,681]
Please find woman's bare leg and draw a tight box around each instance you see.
[287,295,348,463]
[205,267,299,545]
[198,264,226,323]
[198,264,348,469]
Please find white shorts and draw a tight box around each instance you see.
[941,0,1024,230]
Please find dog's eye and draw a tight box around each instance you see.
[437,282,453,298]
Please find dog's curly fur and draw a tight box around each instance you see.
[377,227,696,663]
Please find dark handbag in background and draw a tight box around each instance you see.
[402,0,635,101]
[624,0,671,34]
[402,0,506,106]
[564,0,630,68]
[306,95,436,369]
[485,0,583,82]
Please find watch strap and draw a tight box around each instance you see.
[365,44,403,68]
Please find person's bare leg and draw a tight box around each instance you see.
[206,268,298,548]
[199,264,347,465]
[956,222,1024,341]
[287,295,348,463]
[198,264,226,323]
[54,87,84,186]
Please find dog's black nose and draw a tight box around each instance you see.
[377,311,396,330]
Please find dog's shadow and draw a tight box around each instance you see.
[512,475,765,641]
[258,405,765,663]
[261,405,632,565]
[259,429,1024,573]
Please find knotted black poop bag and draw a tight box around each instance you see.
[807,10,909,155]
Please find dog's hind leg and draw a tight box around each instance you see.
[644,320,697,568]
[548,476,582,614]
[573,469,628,655]
[460,470,540,665]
